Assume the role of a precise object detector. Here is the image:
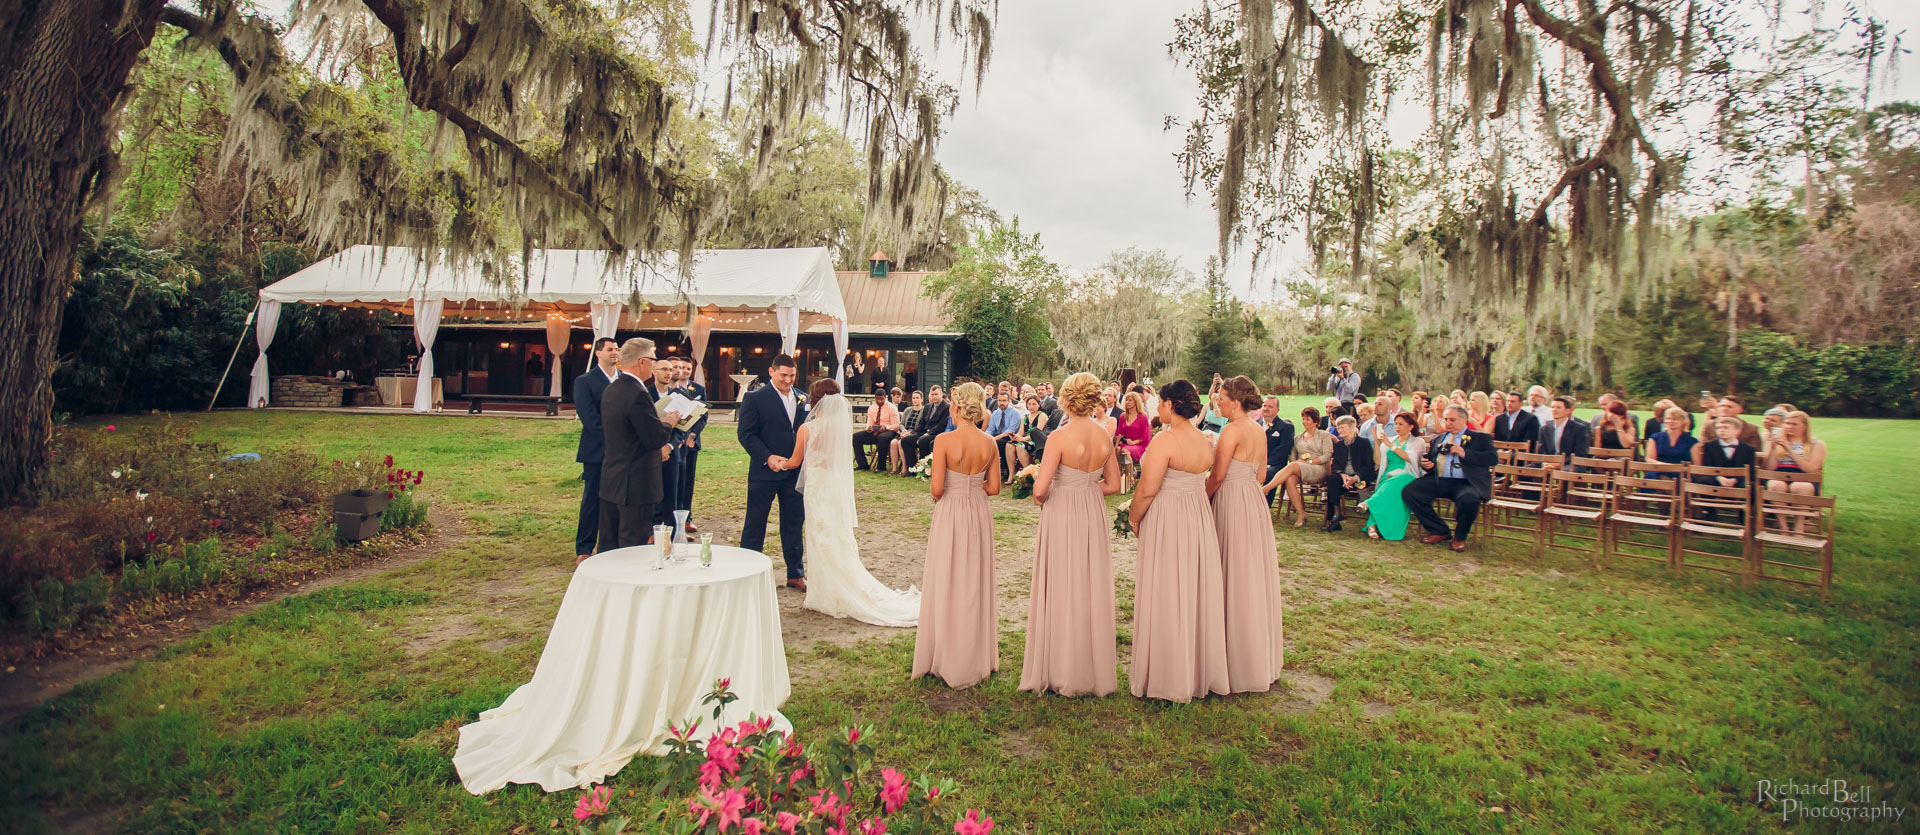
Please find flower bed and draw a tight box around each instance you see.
[1,421,430,659]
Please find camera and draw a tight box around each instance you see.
[1330,366,1341,375]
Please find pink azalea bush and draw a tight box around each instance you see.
[570,679,995,835]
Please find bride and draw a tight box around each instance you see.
[774,379,921,627]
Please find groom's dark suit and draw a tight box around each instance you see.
[1403,427,1497,544]
[737,384,807,580]
[599,373,670,549]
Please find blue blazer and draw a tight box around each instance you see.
[737,384,806,484]
[683,381,709,451]
[573,366,618,464]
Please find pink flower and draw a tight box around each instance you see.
[859,818,889,835]
[573,784,612,821]
[386,491,394,499]
[698,759,726,791]
[780,734,805,759]
[810,789,847,822]
[716,677,732,691]
[846,727,862,744]
[880,768,910,814]
[707,737,742,774]
[954,809,994,835]
[743,818,767,835]
[786,762,813,787]
[145,531,157,543]
[775,811,802,834]
[926,786,942,801]
[383,455,393,468]
[715,787,748,832]
[106,425,116,431]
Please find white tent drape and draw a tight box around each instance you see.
[690,313,713,387]
[590,302,622,341]
[776,305,799,356]
[412,298,445,412]
[545,316,571,398]
[247,300,281,408]
[832,318,848,392]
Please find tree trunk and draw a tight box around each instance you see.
[0,0,168,501]
[1463,343,1493,393]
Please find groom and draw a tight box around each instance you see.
[738,353,808,590]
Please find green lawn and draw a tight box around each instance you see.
[2,406,1915,833]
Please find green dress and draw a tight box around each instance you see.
[1365,438,1420,540]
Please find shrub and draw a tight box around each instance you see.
[21,573,111,636]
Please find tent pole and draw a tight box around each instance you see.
[207,302,260,411]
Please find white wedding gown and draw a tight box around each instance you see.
[797,394,921,627]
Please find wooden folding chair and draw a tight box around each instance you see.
[1605,474,1679,569]
[1753,489,1836,593]
[1493,440,1528,465]
[1586,446,1633,461]
[1677,481,1754,584]
[1685,464,1755,527]
[1538,470,1611,564]
[1485,463,1549,549]
[1753,468,1820,531]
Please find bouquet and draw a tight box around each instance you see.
[907,458,932,479]
[1009,464,1040,499]
[1113,499,1133,537]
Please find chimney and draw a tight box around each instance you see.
[869,249,891,278]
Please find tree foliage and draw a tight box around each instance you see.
[921,219,1063,382]
[1048,247,1195,380]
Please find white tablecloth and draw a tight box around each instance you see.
[374,376,443,407]
[453,545,792,794]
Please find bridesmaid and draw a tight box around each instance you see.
[911,382,1003,688]
[1127,380,1229,702]
[1205,376,1284,694]
[1019,372,1125,697]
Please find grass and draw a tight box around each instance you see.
[1,406,1915,833]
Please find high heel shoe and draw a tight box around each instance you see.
[1366,526,1381,540]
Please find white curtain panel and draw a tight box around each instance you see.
[689,313,713,387]
[412,298,445,412]
[246,300,281,408]
[776,305,799,356]
[545,316,571,398]
[589,301,622,341]
[832,318,848,391]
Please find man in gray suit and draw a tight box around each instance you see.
[598,338,678,550]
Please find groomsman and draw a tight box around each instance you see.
[674,357,706,531]
[600,339,676,549]
[646,353,688,526]
[572,337,621,563]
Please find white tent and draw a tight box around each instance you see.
[252,245,847,410]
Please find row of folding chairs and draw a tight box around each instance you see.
[1482,452,1835,592]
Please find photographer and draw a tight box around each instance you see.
[1326,358,1362,409]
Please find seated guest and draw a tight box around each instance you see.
[1763,410,1826,498]
[1262,407,1331,527]
[1489,390,1506,421]
[1354,401,1378,446]
[1526,385,1554,426]
[905,386,952,468]
[1761,406,1786,437]
[1594,392,1640,437]
[1322,415,1378,532]
[1404,404,1497,552]
[1010,393,1050,473]
[1096,389,1120,434]
[986,389,1025,479]
[1646,407,1698,470]
[1693,416,1757,487]
[890,390,925,474]
[1468,391,1496,432]
[1593,400,1636,451]
[1713,395,1764,449]
[1494,391,1540,448]
[1115,391,1152,475]
[852,387,902,471]
[1535,396,1591,469]
[1321,396,1346,424]
[1202,380,1232,431]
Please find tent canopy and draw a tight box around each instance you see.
[259,245,846,322]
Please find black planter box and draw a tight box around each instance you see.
[332,489,390,516]
[334,510,382,542]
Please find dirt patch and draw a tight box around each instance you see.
[999,727,1047,761]
[1275,670,1335,711]
[0,509,464,724]
[1256,733,1309,766]
[404,618,482,658]
[1362,700,1393,719]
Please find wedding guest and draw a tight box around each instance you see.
[1647,406,1698,469]
[986,389,1024,480]
[905,386,952,468]
[1694,416,1757,487]
[1713,396,1764,449]
[1494,391,1540,448]
[1354,401,1378,446]
[1468,391,1495,432]
[1362,412,1425,541]
[1114,391,1151,476]
[1204,376,1284,694]
[1594,400,1636,451]
[1763,410,1826,497]
[1010,393,1050,473]
[1646,399,1692,440]
[1127,380,1229,703]
[912,382,1003,689]
[890,390,925,475]
[1262,406,1332,527]
[645,351,689,526]
[1321,396,1344,424]
[1095,390,1119,435]
[600,339,676,550]
[673,357,707,533]
[1527,385,1554,426]
[853,388,902,471]
[572,337,622,564]
[1323,415,1378,532]
[1761,406,1787,439]
[1536,396,1591,469]
[1404,404,1497,552]
[1593,392,1640,437]
[844,352,865,396]
[1037,382,1059,414]
[1257,396,1295,507]
[1019,372,1124,697]
[1489,389,1507,420]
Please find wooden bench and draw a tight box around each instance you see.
[466,394,564,416]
